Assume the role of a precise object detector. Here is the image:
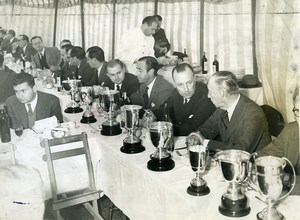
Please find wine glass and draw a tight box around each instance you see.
[14,125,23,139]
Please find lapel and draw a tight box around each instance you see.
[16,101,29,128]
[34,53,41,69]
[148,76,160,105]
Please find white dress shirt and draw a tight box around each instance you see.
[25,93,38,112]
[147,77,157,97]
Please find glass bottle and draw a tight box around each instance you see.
[201,52,208,74]
[212,54,219,73]
[0,103,11,143]
[163,102,171,122]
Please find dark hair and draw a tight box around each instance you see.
[86,46,105,62]
[60,39,71,45]
[153,15,162,21]
[0,53,3,66]
[12,72,35,88]
[70,46,85,60]
[31,36,43,43]
[172,63,194,78]
[61,44,73,53]
[7,29,16,37]
[0,29,6,35]
[142,16,158,26]
[212,71,239,95]
[19,34,29,43]
[107,59,125,70]
[138,56,159,76]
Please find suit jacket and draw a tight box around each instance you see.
[131,75,174,117]
[0,70,16,103]
[5,91,63,129]
[103,72,139,97]
[198,94,271,153]
[23,44,37,62]
[33,47,62,70]
[12,46,23,61]
[96,62,109,86]
[61,62,77,81]
[165,82,216,136]
[77,58,97,86]
[1,38,18,53]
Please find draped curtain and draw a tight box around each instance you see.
[255,0,299,122]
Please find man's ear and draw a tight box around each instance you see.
[148,68,154,76]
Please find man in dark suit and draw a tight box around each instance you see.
[69,46,96,86]
[153,15,171,58]
[186,71,271,153]
[131,56,174,117]
[0,54,16,102]
[5,72,63,129]
[17,34,37,62]
[1,29,18,54]
[31,36,62,71]
[86,46,108,86]
[103,59,138,98]
[60,44,76,80]
[163,63,216,136]
[0,29,6,50]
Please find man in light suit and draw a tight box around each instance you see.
[104,59,139,98]
[131,56,174,118]
[6,72,63,129]
[69,46,96,86]
[31,36,61,71]
[86,46,108,86]
[186,71,271,153]
[17,34,37,62]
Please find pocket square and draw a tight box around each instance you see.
[151,103,156,108]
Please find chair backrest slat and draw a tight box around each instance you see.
[50,148,85,160]
[48,134,82,146]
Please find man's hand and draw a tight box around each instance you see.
[186,131,205,146]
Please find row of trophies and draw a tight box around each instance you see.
[61,79,296,220]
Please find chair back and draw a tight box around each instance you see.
[41,132,96,200]
[0,143,16,166]
[261,105,285,137]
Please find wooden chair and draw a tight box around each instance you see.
[41,132,103,220]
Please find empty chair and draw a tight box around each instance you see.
[261,105,285,137]
[41,132,103,220]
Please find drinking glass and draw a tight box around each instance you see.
[14,125,23,138]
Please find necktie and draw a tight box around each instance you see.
[222,110,229,128]
[27,103,35,128]
[143,87,149,107]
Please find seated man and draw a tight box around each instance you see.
[86,46,108,85]
[186,71,271,153]
[131,56,174,118]
[60,44,76,80]
[17,34,37,62]
[0,53,16,102]
[0,165,45,220]
[31,36,62,71]
[103,59,139,98]
[257,84,299,175]
[163,63,216,136]
[68,46,96,86]
[6,72,63,129]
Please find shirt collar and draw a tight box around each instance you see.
[97,63,103,75]
[25,92,38,112]
[23,44,28,53]
[40,48,45,56]
[10,38,14,43]
[226,94,240,121]
[147,77,156,97]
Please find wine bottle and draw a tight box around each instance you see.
[202,52,208,74]
[0,103,11,143]
[163,102,171,122]
[212,54,219,73]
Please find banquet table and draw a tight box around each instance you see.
[0,80,298,220]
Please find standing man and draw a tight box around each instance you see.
[116,16,158,73]
[164,63,216,136]
[186,71,271,153]
[153,15,171,58]
[86,46,108,86]
[1,29,17,54]
[31,36,61,71]
[104,59,139,98]
[17,34,37,62]
[68,46,96,86]
[6,72,63,129]
[131,56,174,118]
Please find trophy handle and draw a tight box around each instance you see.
[277,157,296,201]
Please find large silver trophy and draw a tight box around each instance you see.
[80,86,96,124]
[254,156,295,220]
[187,145,210,196]
[99,90,122,136]
[216,150,251,217]
[147,121,175,171]
[62,79,83,113]
[120,105,145,154]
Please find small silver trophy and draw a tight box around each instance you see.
[80,86,96,123]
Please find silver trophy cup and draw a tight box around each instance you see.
[255,156,296,220]
[120,105,145,154]
[216,150,252,217]
[187,145,210,196]
[80,86,96,123]
[63,79,83,113]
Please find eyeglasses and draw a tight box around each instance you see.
[292,107,299,118]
